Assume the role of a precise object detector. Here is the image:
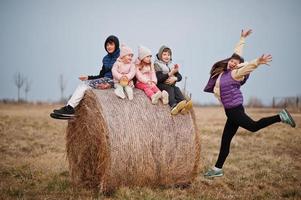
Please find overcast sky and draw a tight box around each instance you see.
[0,0,300,104]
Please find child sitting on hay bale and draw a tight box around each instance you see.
[112,44,136,100]
[51,35,120,119]
[154,45,193,115]
[135,45,169,105]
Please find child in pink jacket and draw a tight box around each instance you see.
[112,44,136,100]
[135,46,168,104]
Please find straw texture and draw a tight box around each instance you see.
[66,89,200,193]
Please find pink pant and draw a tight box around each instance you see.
[136,82,160,98]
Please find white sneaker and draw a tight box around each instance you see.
[204,168,224,178]
[161,90,169,105]
[114,87,126,99]
[125,86,134,100]
[151,91,162,104]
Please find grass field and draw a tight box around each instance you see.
[0,103,300,200]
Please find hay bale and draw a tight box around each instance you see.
[66,89,201,193]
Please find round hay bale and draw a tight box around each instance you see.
[66,89,201,193]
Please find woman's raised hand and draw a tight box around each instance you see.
[258,54,272,66]
[241,29,253,38]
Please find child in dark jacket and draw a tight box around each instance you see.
[154,45,192,115]
[51,35,120,119]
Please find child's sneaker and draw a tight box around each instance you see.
[161,90,169,105]
[151,91,162,104]
[115,87,126,99]
[53,105,75,117]
[279,109,296,127]
[204,168,224,178]
[125,86,133,100]
[171,100,186,115]
[180,100,193,114]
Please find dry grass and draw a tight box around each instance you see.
[0,103,300,199]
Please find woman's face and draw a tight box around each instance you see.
[227,58,240,70]
[106,42,116,54]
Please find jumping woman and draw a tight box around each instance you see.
[203,29,296,178]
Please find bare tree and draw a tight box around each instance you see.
[247,96,263,108]
[24,78,32,102]
[14,72,25,102]
[59,74,67,102]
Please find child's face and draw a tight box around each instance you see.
[227,58,240,70]
[142,55,152,64]
[106,42,116,54]
[122,54,133,64]
[161,51,171,63]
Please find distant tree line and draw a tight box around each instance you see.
[12,72,68,103]
[14,72,32,102]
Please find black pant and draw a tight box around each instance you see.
[157,84,185,107]
[215,105,281,168]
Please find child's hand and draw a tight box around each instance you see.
[241,29,252,38]
[165,76,177,85]
[103,83,111,89]
[96,83,111,89]
[258,54,272,66]
[169,66,179,76]
[148,81,155,87]
[79,75,88,81]
[120,76,128,81]
[172,69,178,75]
[96,83,106,89]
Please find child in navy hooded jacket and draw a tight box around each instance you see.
[52,35,120,118]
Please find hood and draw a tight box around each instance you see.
[104,35,120,55]
[156,45,172,61]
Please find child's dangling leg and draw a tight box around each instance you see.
[180,100,193,114]
[114,83,126,99]
[124,86,134,100]
[150,85,169,105]
[136,82,160,104]
[53,81,91,117]
[67,81,91,109]
[149,85,162,105]
[161,90,169,105]
[171,86,186,115]
[173,85,193,114]
[151,91,161,105]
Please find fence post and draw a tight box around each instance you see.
[297,96,300,112]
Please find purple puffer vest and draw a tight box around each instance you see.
[203,70,249,109]
[220,70,246,109]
